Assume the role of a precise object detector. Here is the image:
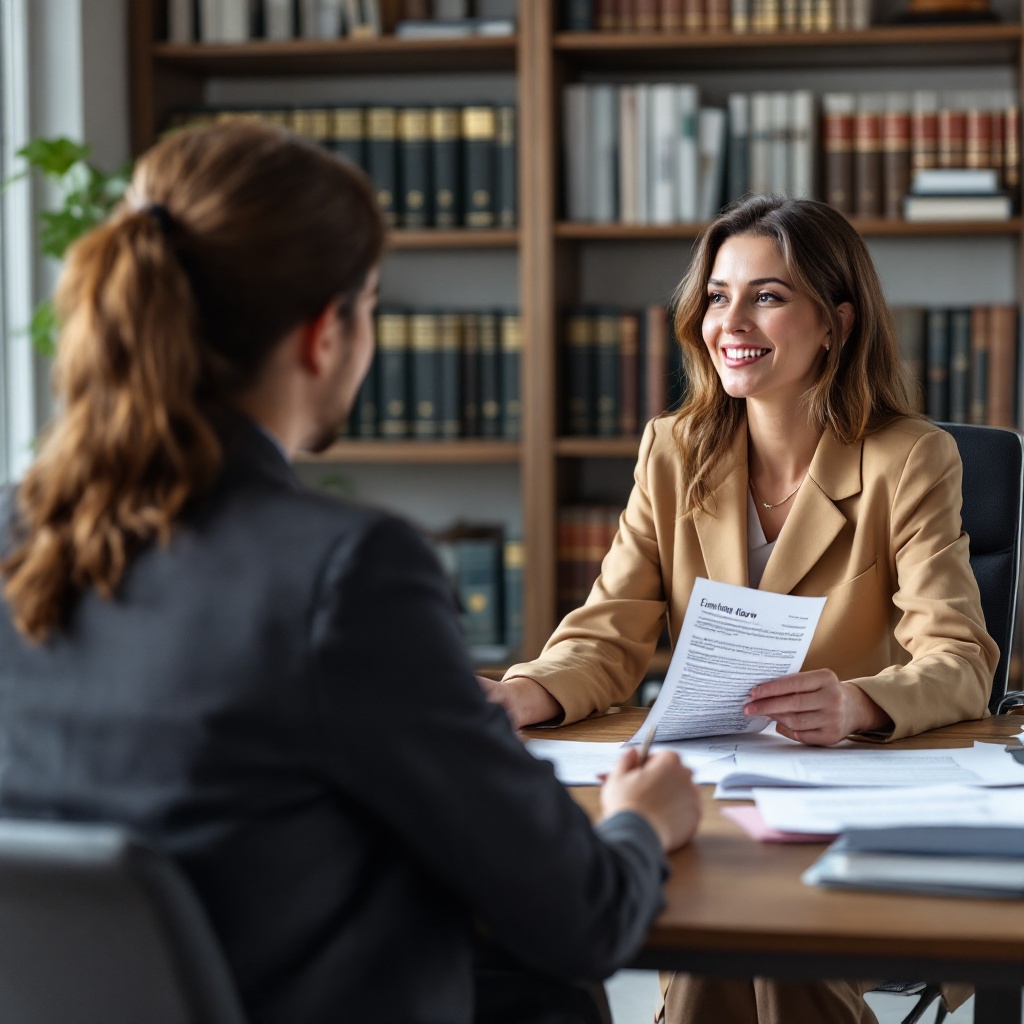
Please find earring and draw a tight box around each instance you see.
[825,344,831,351]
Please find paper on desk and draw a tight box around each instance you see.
[708,742,1024,793]
[721,804,837,843]
[525,739,730,786]
[755,783,1024,834]
[630,579,827,744]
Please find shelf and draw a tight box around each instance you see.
[553,23,1022,69]
[556,218,1024,240]
[151,35,518,75]
[297,440,521,464]
[390,229,519,249]
[556,437,644,458]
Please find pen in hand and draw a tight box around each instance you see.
[638,720,658,766]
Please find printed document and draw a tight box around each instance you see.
[631,578,826,743]
[525,739,730,786]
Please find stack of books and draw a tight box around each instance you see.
[902,167,1014,222]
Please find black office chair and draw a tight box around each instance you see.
[0,819,249,1024]
[873,422,1024,1024]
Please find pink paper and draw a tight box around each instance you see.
[722,804,836,844]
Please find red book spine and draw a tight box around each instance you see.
[965,107,993,170]
[823,106,855,214]
[938,107,966,168]
[854,108,883,218]
[597,0,619,29]
[882,107,911,221]
[635,0,659,28]
[1004,102,1020,201]
[912,108,939,173]
[659,0,685,26]
[619,312,640,436]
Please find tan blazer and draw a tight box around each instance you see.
[507,415,997,738]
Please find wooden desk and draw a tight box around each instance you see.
[526,710,1024,1024]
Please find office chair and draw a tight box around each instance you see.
[873,422,1024,1024]
[0,819,249,1024]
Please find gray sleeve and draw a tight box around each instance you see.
[305,514,670,980]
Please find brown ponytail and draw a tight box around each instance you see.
[3,121,385,641]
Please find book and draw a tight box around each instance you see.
[910,166,1001,195]
[618,86,640,224]
[438,312,462,439]
[634,84,650,224]
[590,84,619,224]
[398,107,431,229]
[970,305,989,425]
[988,305,1018,428]
[891,306,926,413]
[564,310,595,435]
[619,311,640,436]
[367,106,400,227]
[563,84,590,221]
[503,535,525,654]
[697,106,727,220]
[938,102,967,170]
[726,93,750,203]
[350,352,379,437]
[330,106,366,170]
[430,106,461,228]
[563,0,596,29]
[676,85,701,223]
[902,193,1013,221]
[463,106,497,229]
[500,312,522,440]
[803,826,1024,899]
[789,90,815,200]
[911,90,939,174]
[478,312,502,438]
[768,91,789,196]
[377,309,410,438]
[854,92,883,218]
[460,311,481,436]
[495,105,517,228]
[882,92,912,221]
[925,308,950,421]
[748,91,773,196]
[651,84,681,224]
[593,310,620,436]
[264,0,295,38]
[643,303,670,421]
[455,535,504,648]
[947,307,972,424]
[168,0,196,42]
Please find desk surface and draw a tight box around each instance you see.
[526,710,1024,987]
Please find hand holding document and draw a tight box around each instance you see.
[631,578,826,743]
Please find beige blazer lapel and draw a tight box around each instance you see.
[693,420,749,587]
[759,430,863,594]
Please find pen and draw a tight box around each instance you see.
[638,720,658,765]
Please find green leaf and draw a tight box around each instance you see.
[29,302,58,358]
[39,208,89,260]
[16,137,92,178]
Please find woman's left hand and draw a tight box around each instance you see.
[743,669,893,746]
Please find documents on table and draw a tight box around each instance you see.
[630,578,826,743]
[755,782,1024,834]
[525,739,730,786]
[701,741,1024,795]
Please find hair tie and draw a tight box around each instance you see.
[144,203,174,235]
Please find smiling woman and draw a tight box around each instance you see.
[483,194,998,1024]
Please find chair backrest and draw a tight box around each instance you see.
[938,423,1024,713]
[0,819,249,1024]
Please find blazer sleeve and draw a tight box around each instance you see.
[847,427,998,739]
[304,514,668,980]
[503,421,670,724]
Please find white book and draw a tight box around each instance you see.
[300,0,321,38]
[789,90,816,199]
[264,0,296,38]
[618,86,639,224]
[198,0,222,42]
[220,0,250,42]
[563,84,590,222]
[911,167,1000,195]
[769,91,789,196]
[167,0,195,43]
[697,107,728,220]
[650,84,680,224]
[589,84,619,223]
[675,83,700,223]
[316,0,345,37]
[635,84,650,224]
[748,91,773,195]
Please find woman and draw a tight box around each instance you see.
[484,194,997,1022]
[0,121,702,1024]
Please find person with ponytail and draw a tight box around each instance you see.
[482,195,997,1024]
[0,121,703,1024]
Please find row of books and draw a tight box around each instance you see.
[562,0,872,32]
[169,104,517,230]
[894,305,1019,427]
[824,91,1021,221]
[431,524,524,657]
[168,0,385,42]
[563,84,815,225]
[345,310,522,440]
[556,504,619,620]
[562,305,685,437]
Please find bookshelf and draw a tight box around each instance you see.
[129,0,1024,680]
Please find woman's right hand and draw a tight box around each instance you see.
[600,748,702,853]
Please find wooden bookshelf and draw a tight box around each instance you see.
[130,0,1024,665]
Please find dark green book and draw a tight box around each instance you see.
[398,107,431,229]
[351,353,378,437]
[478,312,502,438]
[367,106,399,227]
[438,312,462,439]
[563,309,595,435]
[503,534,524,654]
[948,307,972,424]
[926,308,950,421]
[462,105,496,229]
[461,312,481,436]
[495,105,517,228]
[562,0,594,29]
[500,312,522,440]
[410,312,441,439]
[330,106,366,170]
[377,310,410,438]
[593,309,620,437]
[456,536,503,648]
[430,106,462,228]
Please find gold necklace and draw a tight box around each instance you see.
[749,475,805,511]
